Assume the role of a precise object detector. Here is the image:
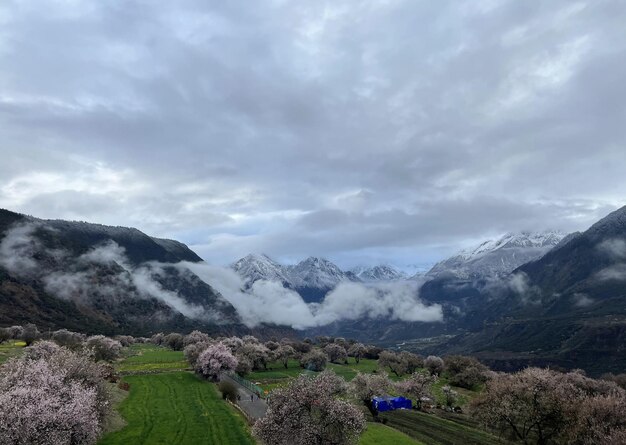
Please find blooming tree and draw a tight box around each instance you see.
[469,367,626,444]
[395,370,437,410]
[324,343,348,364]
[254,371,365,445]
[424,355,444,376]
[275,344,296,369]
[378,350,408,377]
[84,335,122,362]
[300,349,327,372]
[0,341,109,444]
[195,342,238,381]
[183,330,210,347]
[347,343,367,364]
[183,340,213,367]
[350,372,392,419]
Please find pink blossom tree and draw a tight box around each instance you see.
[254,370,365,445]
[350,372,392,419]
[0,341,109,444]
[395,370,437,410]
[195,342,238,381]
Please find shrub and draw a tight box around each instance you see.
[218,380,239,402]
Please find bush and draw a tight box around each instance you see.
[118,381,130,391]
[218,380,239,402]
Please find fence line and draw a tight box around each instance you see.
[226,372,264,397]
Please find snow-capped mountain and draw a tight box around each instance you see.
[289,257,354,289]
[231,254,292,287]
[351,265,407,281]
[231,254,358,303]
[427,230,567,279]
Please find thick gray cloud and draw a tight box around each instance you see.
[1,0,625,269]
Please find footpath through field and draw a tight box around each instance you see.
[220,373,268,421]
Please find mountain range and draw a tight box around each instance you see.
[2,205,626,374]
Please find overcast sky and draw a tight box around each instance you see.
[1,1,625,270]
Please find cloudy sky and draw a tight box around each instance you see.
[1,1,625,270]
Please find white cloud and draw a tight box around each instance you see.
[183,261,442,329]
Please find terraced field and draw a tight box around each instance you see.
[380,409,508,445]
[360,423,424,445]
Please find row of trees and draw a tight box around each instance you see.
[471,367,626,444]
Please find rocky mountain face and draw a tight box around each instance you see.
[426,230,566,280]
[0,208,243,336]
[420,207,626,375]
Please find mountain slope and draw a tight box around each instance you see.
[0,208,242,335]
[427,230,566,279]
[425,207,626,375]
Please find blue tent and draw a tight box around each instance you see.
[372,396,412,412]
[390,396,412,410]
[372,397,393,412]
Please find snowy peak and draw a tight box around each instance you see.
[231,253,291,286]
[351,265,407,282]
[428,230,567,279]
[290,256,352,289]
[457,230,566,260]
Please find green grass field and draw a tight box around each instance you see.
[380,409,508,445]
[0,340,25,364]
[116,344,189,374]
[360,423,424,445]
[99,372,254,445]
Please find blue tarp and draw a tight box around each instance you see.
[372,396,412,412]
[391,396,412,410]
